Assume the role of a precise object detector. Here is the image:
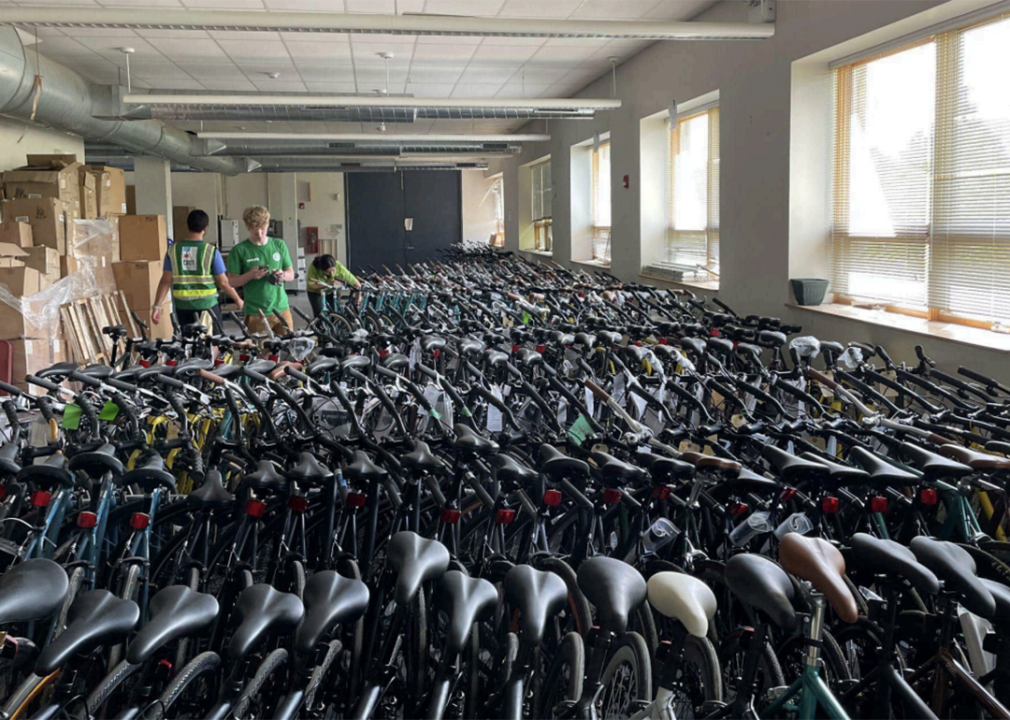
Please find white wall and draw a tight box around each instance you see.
[171,173,223,245]
[485,0,1010,379]
[0,118,84,172]
[296,172,347,265]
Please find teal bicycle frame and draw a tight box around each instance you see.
[760,595,850,720]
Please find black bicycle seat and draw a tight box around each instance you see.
[241,460,286,492]
[515,348,543,367]
[189,470,234,509]
[293,571,369,657]
[452,424,499,458]
[381,353,409,372]
[459,339,485,357]
[386,531,450,605]
[0,443,21,476]
[37,361,79,379]
[227,584,304,663]
[577,557,647,634]
[103,325,127,338]
[724,554,796,631]
[0,559,68,625]
[800,453,869,486]
[848,533,939,597]
[638,453,695,482]
[708,467,780,501]
[286,452,334,485]
[80,364,113,380]
[402,440,446,473]
[910,537,995,619]
[484,350,509,367]
[305,357,339,378]
[246,359,277,376]
[123,453,176,492]
[593,452,649,486]
[573,332,596,348]
[986,440,1010,457]
[980,578,1010,619]
[539,444,590,480]
[436,571,498,656]
[341,355,371,371]
[758,330,787,349]
[503,565,568,648]
[495,454,538,486]
[762,446,829,483]
[899,442,972,481]
[174,358,213,377]
[847,447,920,486]
[344,450,386,482]
[421,335,446,354]
[17,453,73,490]
[36,590,139,675]
[213,364,244,380]
[127,586,218,664]
[68,443,124,480]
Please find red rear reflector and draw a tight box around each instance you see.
[0,485,7,502]
[441,507,461,525]
[512,345,520,354]
[432,349,440,359]
[728,502,748,517]
[345,492,367,508]
[239,354,250,363]
[870,496,888,513]
[536,344,546,353]
[130,512,150,530]
[543,489,562,506]
[166,360,177,367]
[821,496,840,514]
[603,488,622,504]
[780,488,798,501]
[633,341,642,347]
[658,338,669,345]
[77,511,98,529]
[288,496,308,513]
[139,360,150,368]
[709,329,721,338]
[920,488,938,506]
[495,508,516,525]
[651,485,672,500]
[214,359,226,367]
[268,355,279,363]
[379,349,389,358]
[245,499,267,518]
[30,490,51,508]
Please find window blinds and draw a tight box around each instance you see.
[832,12,1010,324]
[667,107,720,271]
[592,142,612,231]
[531,160,552,223]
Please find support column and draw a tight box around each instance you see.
[133,157,174,237]
[267,173,299,290]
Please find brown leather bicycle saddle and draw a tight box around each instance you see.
[938,444,1010,472]
[778,533,858,624]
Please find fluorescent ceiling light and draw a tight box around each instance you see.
[128,95,620,111]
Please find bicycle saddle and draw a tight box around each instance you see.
[577,557,647,634]
[938,444,1010,473]
[495,453,537,486]
[848,533,939,597]
[484,350,509,367]
[17,453,73,490]
[638,453,695,481]
[573,332,596,348]
[402,440,447,473]
[241,459,286,492]
[286,451,334,485]
[899,443,972,481]
[341,355,371,371]
[79,364,113,380]
[724,554,796,631]
[294,571,369,657]
[123,453,176,492]
[344,450,387,481]
[778,533,858,623]
[709,466,780,501]
[306,357,339,377]
[212,364,244,380]
[0,559,68,625]
[646,572,716,638]
[680,337,707,359]
[910,537,995,619]
[515,348,543,367]
[68,443,124,479]
[979,578,1010,620]
[800,452,869,485]
[103,325,127,338]
[174,358,213,377]
[137,365,177,382]
[246,358,277,375]
[539,444,590,479]
[127,586,219,664]
[227,584,304,663]
[421,335,446,354]
[452,424,499,458]
[548,331,574,346]
[598,331,622,346]
[761,446,829,484]
[435,571,498,655]
[706,337,735,359]
[678,451,742,478]
[36,590,140,675]
[459,339,485,357]
[381,353,409,372]
[0,443,21,476]
[37,361,79,379]
[592,452,649,485]
[189,469,234,509]
[758,330,787,349]
[847,447,920,485]
[503,565,568,648]
[386,531,450,605]
[985,440,1010,457]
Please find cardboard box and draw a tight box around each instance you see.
[78,171,98,219]
[3,162,82,216]
[0,306,38,339]
[0,221,32,248]
[113,260,162,311]
[7,337,64,396]
[23,247,59,277]
[0,258,23,268]
[82,166,127,216]
[25,154,78,167]
[0,267,44,296]
[60,255,78,278]
[0,243,28,269]
[118,215,167,262]
[133,309,173,341]
[1,198,68,254]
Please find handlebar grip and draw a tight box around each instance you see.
[806,368,837,390]
[155,374,187,390]
[0,381,22,397]
[241,367,268,384]
[2,401,20,433]
[70,370,101,388]
[272,309,293,333]
[285,366,311,384]
[25,375,61,394]
[197,369,226,386]
[466,475,496,509]
[37,397,55,424]
[107,378,139,393]
[291,305,312,324]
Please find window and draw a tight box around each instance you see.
[668,106,720,277]
[491,176,504,247]
[832,12,1010,328]
[592,141,612,265]
[531,159,552,252]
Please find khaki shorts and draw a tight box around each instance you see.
[244,308,294,335]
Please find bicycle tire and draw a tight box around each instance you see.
[720,627,785,711]
[536,631,586,719]
[142,651,221,720]
[304,639,342,712]
[85,659,143,718]
[108,562,142,669]
[533,555,593,638]
[232,647,289,720]
[595,631,652,720]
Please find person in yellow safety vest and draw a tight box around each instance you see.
[151,209,243,331]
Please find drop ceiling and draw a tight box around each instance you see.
[9,0,717,135]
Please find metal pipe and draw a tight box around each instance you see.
[130,94,620,110]
[195,132,550,142]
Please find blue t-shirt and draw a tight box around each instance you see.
[163,243,226,275]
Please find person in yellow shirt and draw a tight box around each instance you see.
[306,254,360,317]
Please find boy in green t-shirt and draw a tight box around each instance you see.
[226,205,294,334]
[306,254,360,317]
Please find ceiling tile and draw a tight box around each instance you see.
[479,36,546,47]
[141,77,206,89]
[498,0,580,18]
[350,40,415,62]
[295,63,355,80]
[181,0,265,7]
[200,78,259,90]
[404,82,457,98]
[643,0,716,20]
[279,31,349,42]
[253,78,308,91]
[411,43,477,61]
[97,0,185,6]
[303,81,359,93]
[569,0,657,19]
[543,37,610,47]
[263,0,344,9]
[451,83,504,98]
[469,44,539,63]
[287,40,352,59]
[136,29,210,38]
[497,81,553,96]
[422,0,506,15]
[508,65,570,82]
[529,44,595,63]
[416,35,483,45]
[61,27,139,38]
[175,63,246,77]
[150,38,231,60]
[216,38,291,60]
[458,65,519,83]
[406,65,465,83]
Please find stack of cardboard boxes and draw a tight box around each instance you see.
[112,215,172,340]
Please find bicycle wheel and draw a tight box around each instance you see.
[232,647,289,720]
[719,628,784,710]
[663,634,723,720]
[595,631,652,720]
[536,631,585,718]
[142,651,221,720]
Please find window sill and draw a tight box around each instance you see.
[522,249,554,257]
[639,273,719,292]
[787,303,1010,353]
[573,258,612,269]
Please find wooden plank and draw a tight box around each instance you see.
[60,307,85,363]
[115,291,140,338]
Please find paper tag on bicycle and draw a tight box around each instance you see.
[818,371,834,400]
[521,311,531,324]
[584,388,595,416]
[678,440,702,454]
[631,391,647,418]
[568,414,593,446]
[613,372,627,407]
[881,369,900,399]
[98,401,120,421]
[61,403,82,430]
[423,384,441,408]
[558,400,568,426]
[487,386,504,432]
[561,359,574,378]
[409,340,422,371]
[731,414,747,428]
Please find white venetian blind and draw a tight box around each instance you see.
[668,106,720,271]
[592,142,612,264]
